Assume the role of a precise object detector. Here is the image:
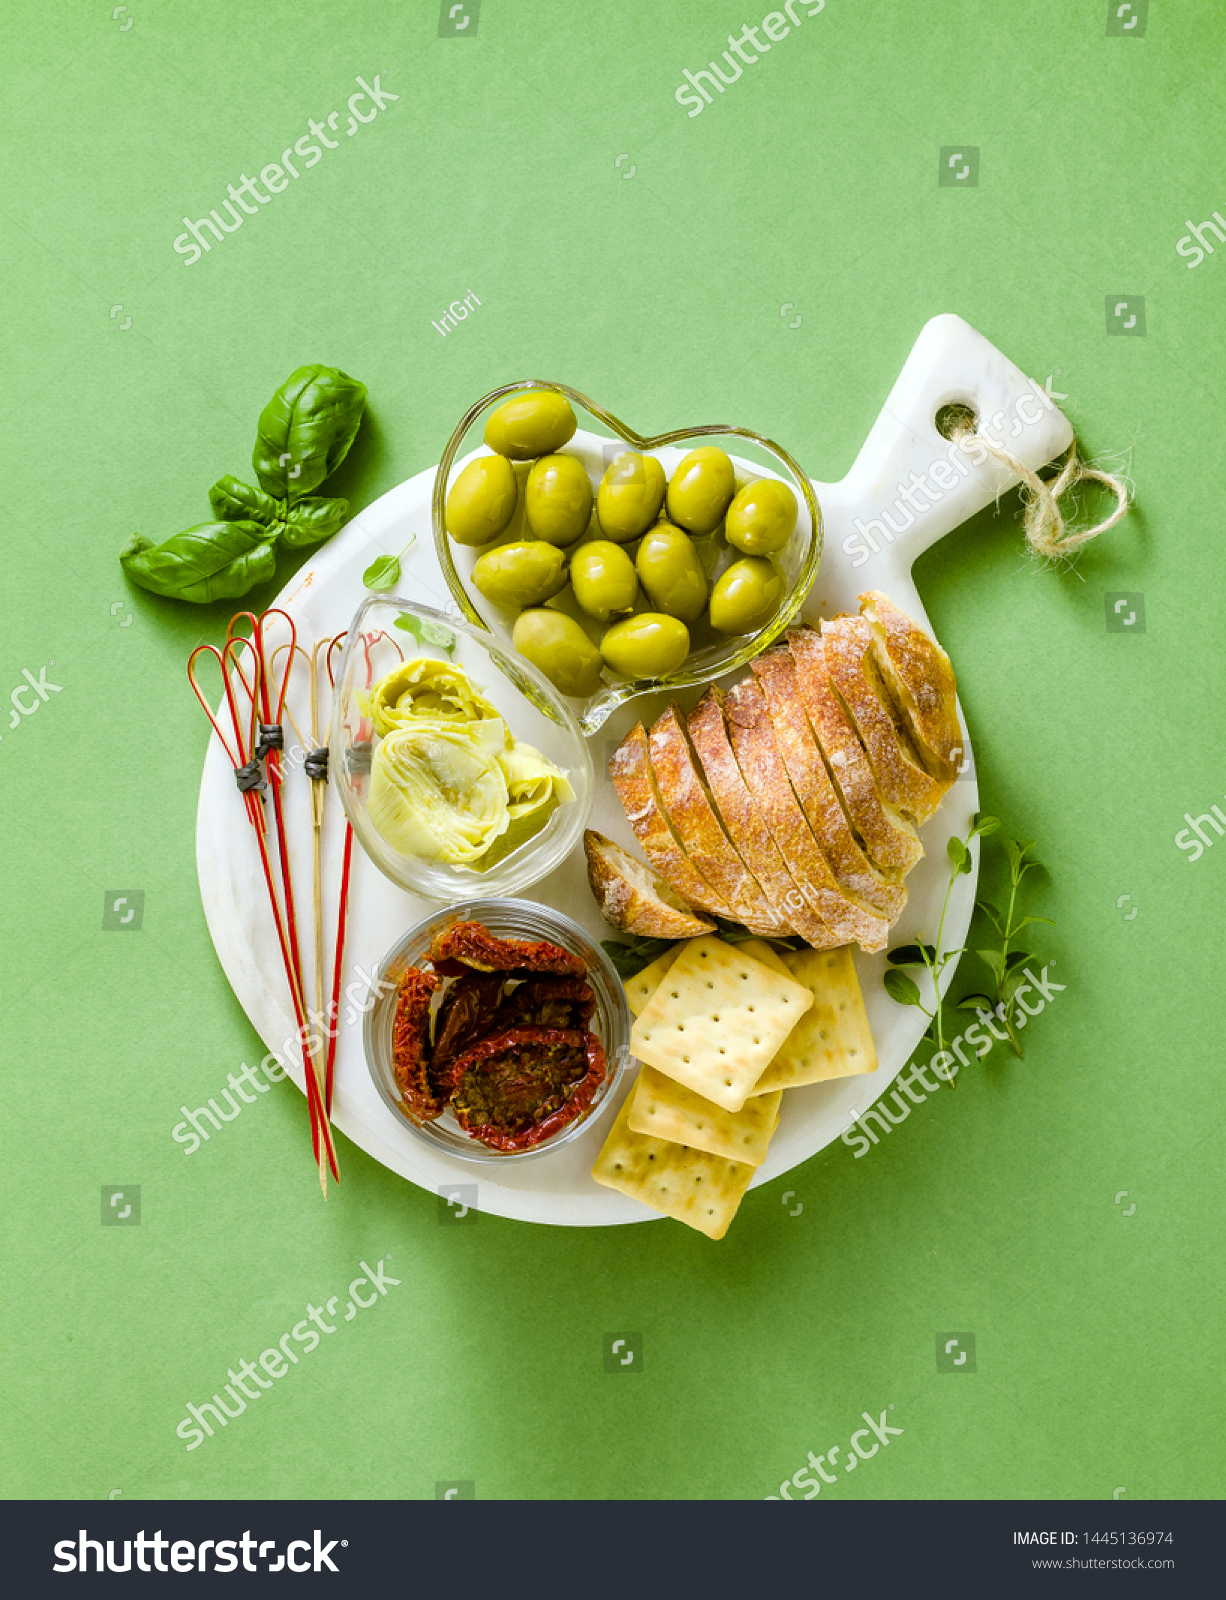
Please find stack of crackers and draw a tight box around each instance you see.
[592,934,876,1239]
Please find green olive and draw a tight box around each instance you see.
[471,541,568,610]
[709,557,785,635]
[524,454,594,546]
[595,451,667,543]
[512,608,605,698]
[635,524,707,623]
[484,391,577,460]
[665,446,736,536]
[600,613,691,679]
[725,478,798,555]
[445,454,518,547]
[570,540,639,622]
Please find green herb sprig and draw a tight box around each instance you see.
[882,813,999,1082]
[956,836,1054,1056]
[120,364,366,603]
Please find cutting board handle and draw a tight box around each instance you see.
[810,314,1074,591]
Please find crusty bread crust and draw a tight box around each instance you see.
[786,627,923,879]
[648,705,783,935]
[723,677,890,953]
[820,615,947,823]
[751,647,906,921]
[610,723,735,919]
[583,829,716,939]
[859,590,962,782]
[686,690,837,948]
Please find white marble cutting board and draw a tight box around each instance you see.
[196,313,1072,1224]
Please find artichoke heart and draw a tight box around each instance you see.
[368,717,511,865]
[369,658,500,737]
[476,743,577,871]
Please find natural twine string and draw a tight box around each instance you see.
[948,415,1131,562]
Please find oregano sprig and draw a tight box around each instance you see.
[956,836,1054,1056]
[882,813,1000,1084]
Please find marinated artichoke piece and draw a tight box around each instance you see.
[368,659,500,737]
[367,716,511,865]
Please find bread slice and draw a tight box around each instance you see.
[722,677,891,953]
[750,647,906,921]
[648,704,784,936]
[583,830,716,940]
[820,614,947,824]
[686,690,837,948]
[859,590,963,782]
[610,723,735,921]
[786,627,923,879]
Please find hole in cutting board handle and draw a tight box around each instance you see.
[935,401,978,442]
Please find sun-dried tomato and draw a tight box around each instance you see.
[502,975,595,1032]
[428,920,586,979]
[431,971,504,1083]
[391,966,442,1120]
[447,1025,607,1152]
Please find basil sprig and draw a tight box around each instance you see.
[120,364,366,604]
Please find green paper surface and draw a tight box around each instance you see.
[1,0,1223,1501]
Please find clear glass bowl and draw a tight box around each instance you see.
[432,380,824,735]
[330,595,593,900]
[363,899,632,1163]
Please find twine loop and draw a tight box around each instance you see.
[948,413,1131,562]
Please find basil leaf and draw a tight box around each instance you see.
[278,495,348,549]
[601,937,674,980]
[883,969,922,1007]
[119,522,277,603]
[364,555,402,591]
[252,364,367,502]
[394,613,456,654]
[208,474,279,527]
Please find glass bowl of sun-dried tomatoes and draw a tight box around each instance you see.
[364,900,632,1161]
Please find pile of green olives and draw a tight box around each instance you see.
[444,389,800,698]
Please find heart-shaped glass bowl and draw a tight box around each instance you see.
[329,595,593,901]
[432,381,823,735]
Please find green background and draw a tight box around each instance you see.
[2,0,1222,1500]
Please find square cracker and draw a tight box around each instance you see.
[592,1085,758,1240]
[624,944,684,1017]
[628,1065,782,1167]
[630,935,813,1112]
[627,937,788,1018]
[751,946,877,1093]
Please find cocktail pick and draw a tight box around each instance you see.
[188,630,339,1194]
